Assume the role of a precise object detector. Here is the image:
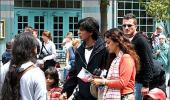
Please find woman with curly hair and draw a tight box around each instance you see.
[91,28,140,100]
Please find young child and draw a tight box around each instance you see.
[45,67,62,100]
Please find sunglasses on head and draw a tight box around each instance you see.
[122,24,134,28]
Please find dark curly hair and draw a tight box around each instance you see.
[104,28,140,73]
[45,67,59,87]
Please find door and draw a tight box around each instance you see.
[14,9,81,50]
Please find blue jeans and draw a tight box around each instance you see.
[135,82,143,100]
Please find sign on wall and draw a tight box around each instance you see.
[0,20,5,38]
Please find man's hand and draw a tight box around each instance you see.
[141,87,149,96]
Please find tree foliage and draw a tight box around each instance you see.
[140,0,170,36]
[140,0,170,21]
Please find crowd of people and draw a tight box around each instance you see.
[0,13,169,100]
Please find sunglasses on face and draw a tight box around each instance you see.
[122,24,134,28]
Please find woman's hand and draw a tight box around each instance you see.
[91,78,106,86]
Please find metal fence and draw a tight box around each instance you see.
[56,50,66,64]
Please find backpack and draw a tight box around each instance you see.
[149,59,166,94]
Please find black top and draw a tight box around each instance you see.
[132,32,153,87]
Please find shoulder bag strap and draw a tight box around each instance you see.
[40,42,44,54]
[19,65,34,79]
[41,42,50,55]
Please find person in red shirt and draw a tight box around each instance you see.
[91,28,140,100]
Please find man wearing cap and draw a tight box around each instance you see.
[151,26,164,47]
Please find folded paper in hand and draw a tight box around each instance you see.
[77,67,92,83]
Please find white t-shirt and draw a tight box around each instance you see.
[85,49,93,64]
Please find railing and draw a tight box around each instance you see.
[56,50,66,64]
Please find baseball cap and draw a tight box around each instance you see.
[144,88,166,100]
[159,34,166,39]
[156,26,163,30]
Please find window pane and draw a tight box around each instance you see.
[40,30,43,36]
[140,11,146,17]
[74,1,81,8]
[18,16,22,22]
[23,16,28,22]
[118,18,122,26]
[125,10,132,15]
[137,18,140,25]
[54,24,58,29]
[54,38,58,44]
[69,17,73,22]
[74,31,78,36]
[59,24,63,29]
[34,16,39,22]
[59,37,63,43]
[54,31,58,36]
[147,26,153,32]
[24,1,31,7]
[141,26,146,32]
[23,23,28,28]
[118,10,124,17]
[133,11,139,17]
[40,16,44,22]
[18,23,22,29]
[66,1,73,8]
[18,30,21,34]
[40,23,44,29]
[118,2,124,9]
[74,17,78,22]
[74,24,78,29]
[59,17,63,22]
[41,1,48,7]
[32,1,40,7]
[69,24,73,29]
[118,26,122,31]
[35,23,39,29]
[50,0,58,8]
[15,1,22,7]
[133,3,139,9]
[54,17,58,22]
[59,31,63,36]
[125,3,131,9]
[58,0,65,8]
[140,18,146,25]
[140,4,145,9]
[147,18,153,25]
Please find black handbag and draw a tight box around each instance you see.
[39,51,47,59]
